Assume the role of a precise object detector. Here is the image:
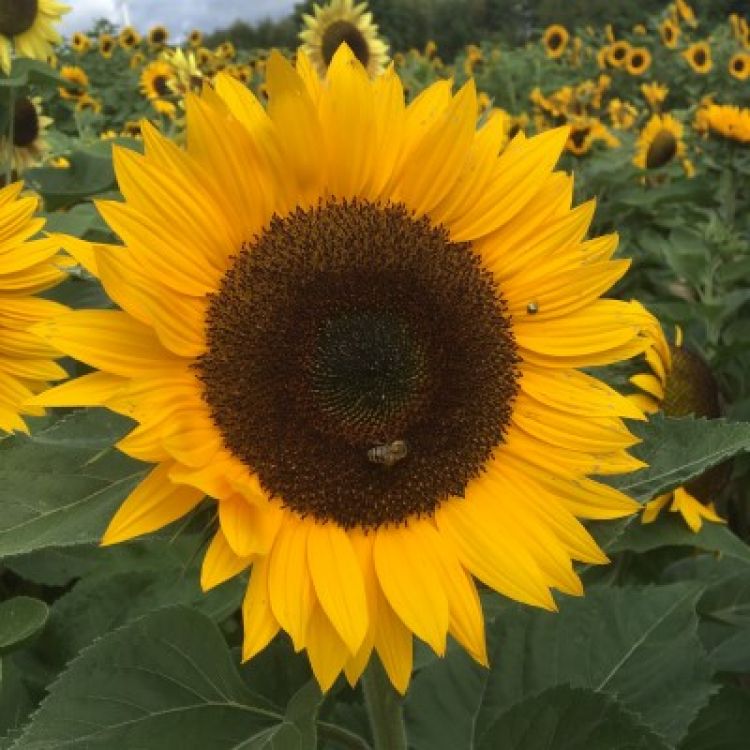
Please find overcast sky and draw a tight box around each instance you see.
[61,0,297,36]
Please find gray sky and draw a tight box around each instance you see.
[61,0,297,36]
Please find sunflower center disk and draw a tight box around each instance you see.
[646,129,677,168]
[321,20,370,67]
[0,0,38,36]
[13,98,39,148]
[198,199,520,529]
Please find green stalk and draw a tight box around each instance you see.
[361,657,408,750]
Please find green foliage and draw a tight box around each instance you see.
[0,599,48,657]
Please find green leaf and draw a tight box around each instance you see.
[478,686,670,750]
[611,515,750,564]
[680,687,750,750]
[607,415,750,502]
[0,59,64,89]
[0,599,48,656]
[406,584,714,749]
[0,657,36,749]
[0,410,146,559]
[9,606,314,750]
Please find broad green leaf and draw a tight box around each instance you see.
[0,657,36,750]
[0,410,146,558]
[607,416,750,502]
[0,599,48,656]
[478,686,670,750]
[9,607,316,750]
[611,515,750,564]
[406,584,714,749]
[680,686,750,750]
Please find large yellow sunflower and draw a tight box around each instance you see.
[300,0,389,78]
[0,183,67,432]
[633,113,685,169]
[630,320,726,532]
[0,0,69,73]
[34,47,648,693]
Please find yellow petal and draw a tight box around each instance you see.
[306,604,349,692]
[242,555,280,661]
[201,528,253,591]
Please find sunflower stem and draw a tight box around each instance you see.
[4,80,14,187]
[361,657,408,750]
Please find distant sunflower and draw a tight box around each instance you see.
[129,51,145,69]
[140,60,176,100]
[641,81,668,109]
[35,48,647,693]
[71,31,89,54]
[118,26,140,50]
[728,52,750,81]
[625,47,651,75]
[300,0,389,78]
[98,33,115,59]
[608,98,638,129]
[543,24,569,59]
[75,93,101,113]
[607,40,631,68]
[633,113,685,169]
[216,40,236,60]
[630,321,726,532]
[1,97,52,172]
[0,0,69,74]
[188,29,203,48]
[58,65,88,100]
[683,41,712,74]
[659,19,679,49]
[148,25,168,48]
[675,0,697,29]
[0,182,67,432]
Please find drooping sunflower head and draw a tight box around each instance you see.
[684,41,712,74]
[729,52,750,81]
[299,0,389,78]
[188,29,202,48]
[543,24,569,59]
[58,64,88,100]
[625,46,651,75]
[140,60,176,100]
[0,0,69,73]
[35,47,648,693]
[71,31,89,53]
[98,32,115,59]
[148,24,168,48]
[633,113,685,170]
[630,317,728,532]
[118,25,140,50]
[0,182,67,432]
[2,96,53,172]
[607,40,631,68]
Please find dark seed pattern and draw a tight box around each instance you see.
[646,129,677,169]
[13,97,39,148]
[321,20,370,67]
[0,0,37,36]
[198,199,520,529]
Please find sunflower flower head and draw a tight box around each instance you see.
[543,24,569,59]
[1,96,53,172]
[0,182,67,432]
[630,318,727,532]
[35,47,650,693]
[633,113,686,170]
[300,0,389,78]
[0,0,69,73]
[684,41,712,74]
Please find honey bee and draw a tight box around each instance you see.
[367,439,408,467]
[526,301,539,314]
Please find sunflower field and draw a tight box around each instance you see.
[2,0,750,747]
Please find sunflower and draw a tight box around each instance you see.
[0,0,69,73]
[728,52,750,81]
[58,65,88,100]
[71,31,89,54]
[0,183,67,432]
[607,40,631,68]
[300,0,389,78]
[140,61,176,100]
[625,47,651,75]
[129,51,145,69]
[630,321,726,532]
[148,25,168,48]
[542,24,569,59]
[99,33,115,59]
[683,42,712,74]
[633,113,685,169]
[1,97,52,172]
[659,19,679,49]
[75,93,101,114]
[700,103,750,143]
[188,29,203,48]
[641,82,668,110]
[34,48,648,693]
[608,98,638,130]
[216,40,236,60]
[118,26,140,50]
